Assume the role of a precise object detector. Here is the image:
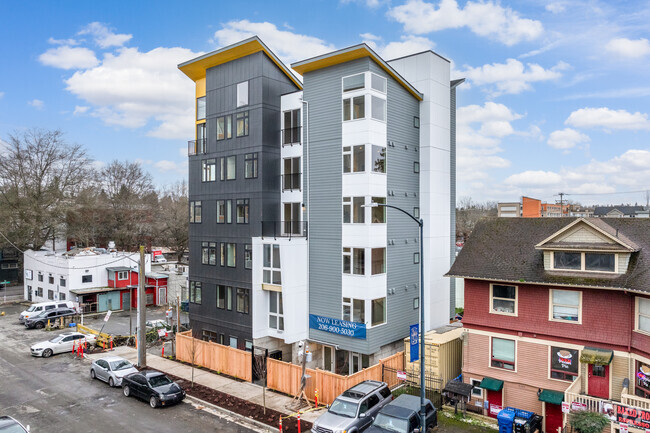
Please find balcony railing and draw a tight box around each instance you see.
[282,127,301,146]
[261,221,308,239]
[282,173,301,191]
[564,377,605,413]
[188,138,206,156]
[622,392,650,410]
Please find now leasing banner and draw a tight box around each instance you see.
[309,314,366,339]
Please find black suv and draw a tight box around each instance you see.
[367,394,437,433]
[24,308,76,329]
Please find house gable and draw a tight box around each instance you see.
[535,218,638,252]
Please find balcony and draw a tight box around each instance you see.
[188,138,206,156]
[282,173,301,191]
[282,127,301,146]
[261,221,308,239]
[564,376,650,413]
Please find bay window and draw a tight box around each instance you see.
[371,248,386,275]
[371,298,386,326]
[637,297,650,333]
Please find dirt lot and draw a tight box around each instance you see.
[438,411,498,432]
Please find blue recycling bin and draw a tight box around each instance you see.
[497,409,516,433]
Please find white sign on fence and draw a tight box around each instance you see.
[397,371,407,380]
[104,310,112,322]
[561,402,570,414]
[157,329,168,337]
[619,423,628,433]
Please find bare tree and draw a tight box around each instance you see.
[253,349,268,415]
[155,181,188,261]
[190,335,198,389]
[0,129,91,252]
[456,196,497,241]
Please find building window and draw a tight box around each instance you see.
[82,275,92,283]
[414,252,420,264]
[202,159,216,182]
[48,275,54,284]
[550,347,579,381]
[202,330,218,342]
[550,289,581,322]
[245,153,258,179]
[244,244,252,270]
[413,297,419,310]
[236,288,249,314]
[237,81,248,107]
[343,96,365,121]
[283,109,301,145]
[371,145,386,173]
[413,207,420,218]
[38,273,43,282]
[371,248,386,275]
[353,248,365,275]
[196,96,206,120]
[236,199,249,224]
[226,286,233,310]
[371,96,386,121]
[343,248,351,274]
[554,252,581,270]
[635,361,650,399]
[343,145,366,173]
[585,253,615,272]
[371,197,386,223]
[47,289,54,300]
[190,201,202,223]
[236,111,249,137]
[490,284,517,316]
[269,291,284,330]
[283,157,301,191]
[60,292,66,300]
[190,281,202,304]
[217,200,231,224]
[637,297,650,334]
[343,297,352,321]
[353,299,365,323]
[470,379,483,398]
[216,115,232,140]
[60,278,66,287]
[371,298,386,326]
[117,271,128,281]
[343,73,365,92]
[414,116,420,128]
[229,336,238,348]
[371,73,386,93]
[36,287,43,297]
[343,197,351,223]
[217,285,225,309]
[201,242,217,266]
[220,243,225,266]
[220,155,236,180]
[353,197,365,223]
[263,244,281,285]
[491,337,515,370]
[413,161,420,173]
[226,243,236,267]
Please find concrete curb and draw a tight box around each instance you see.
[185,394,275,432]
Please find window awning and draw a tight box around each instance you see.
[579,347,614,365]
[538,389,564,405]
[479,377,504,391]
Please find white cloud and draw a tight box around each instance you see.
[565,107,650,130]
[28,99,44,110]
[461,58,569,96]
[38,46,99,70]
[364,35,435,60]
[73,105,90,115]
[547,128,590,150]
[0,92,4,99]
[388,0,543,46]
[505,170,563,187]
[342,0,385,7]
[212,20,335,64]
[360,33,382,42]
[78,22,132,48]
[605,38,650,59]
[545,2,566,13]
[154,160,187,174]
[48,37,80,46]
[64,46,200,139]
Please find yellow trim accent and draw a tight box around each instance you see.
[196,78,206,98]
[262,283,282,292]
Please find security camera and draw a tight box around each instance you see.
[297,340,304,349]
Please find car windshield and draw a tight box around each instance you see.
[148,375,172,388]
[26,306,36,312]
[48,336,63,343]
[0,423,28,433]
[110,360,133,371]
[372,413,409,432]
[328,398,359,418]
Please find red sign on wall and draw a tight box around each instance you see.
[616,405,650,430]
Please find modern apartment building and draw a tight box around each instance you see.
[179,37,459,373]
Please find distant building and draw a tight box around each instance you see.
[541,202,570,217]
[497,202,521,217]
[521,196,541,218]
[593,205,646,218]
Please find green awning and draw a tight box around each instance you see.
[538,389,564,405]
[579,347,613,365]
[479,377,504,391]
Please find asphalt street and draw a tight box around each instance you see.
[0,302,255,433]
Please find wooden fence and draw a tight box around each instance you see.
[175,331,252,382]
[267,351,404,405]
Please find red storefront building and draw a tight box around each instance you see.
[448,218,650,433]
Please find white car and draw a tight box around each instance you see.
[90,356,138,387]
[19,301,77,323]
[30,332,96,358]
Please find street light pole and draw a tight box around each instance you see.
[364,202,426,432]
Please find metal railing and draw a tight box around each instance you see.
[564,377,606,412]
[188,138,206,156]
[282,173,301,191]
[622,392,650,410]
[261,221,308,239]
[281,127,301,146]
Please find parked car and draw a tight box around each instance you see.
[30,332,96,358]
[311,380,392,433]
[366,394,437,433]
[0,416,30,432]
[24,307,76,329]
[90,356,138,387]
[153,255,167,263]
[122,370,185,408]
[19,301,77,323]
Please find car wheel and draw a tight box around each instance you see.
[90,369,96,379]
[35,322,44,329]
[109,377,114,387]
[123,385,131,397]
[149,396,158,408]
[42,349,53,358]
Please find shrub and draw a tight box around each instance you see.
[569,411,610,433]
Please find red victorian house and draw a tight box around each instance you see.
[447,217,650,433]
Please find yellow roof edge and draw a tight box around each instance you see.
[178,36,302,90]
[292,44,423,101]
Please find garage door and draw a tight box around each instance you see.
[146,293,154,306]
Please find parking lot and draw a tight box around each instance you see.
[80,304,189,336]
[0,302,253,433]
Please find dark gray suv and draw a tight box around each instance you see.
[24,307,76,329]
[311,380,392,433]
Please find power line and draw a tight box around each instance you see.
[559,189,650,197]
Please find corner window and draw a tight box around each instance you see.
[371,248,386,275]
[190,281,202,304]
[371,197,386,223]
[371,73,386,93]
[491,337,515,370]
[353,197,365,223]
[236,111,249,137]
[216,115,232,140]
[190,201,202,223]
[263,244,281,285]
[244,244,252,270]
[413,161,420,173]
[371,298,386,326]
[269,291,284,330]
[637,297,650,333]
[82,275,92,283]
[550,347,579,381]
[196,96,206,120]
[550,289,581,323]
[236,81,249,107]
[343,197,351,223]
[371,145,386,173]
[202,159,216,182]
[554,252,581,270]
[343,297,351,321]
[414,116,420,128]
[245,153,258,179]
[236,199,249,224]
[343,145,365,173]
[236,288,249,314]
[635,361,650,399]
[343,96,365,121]
[343,73,365,92]
[353,299,365,323]
[371,96,386,121]
[490,284,517,316]
[342,247,367,276]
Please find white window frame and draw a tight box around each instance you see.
[470,378,483,398]
[489,336,517,372]
[489,284,518,317]
[370,73,387,93]
[342,73,365,92]
[370,95,386,122]
[269,291,284,331]
[635,297,650,335]
[549,289,582,324]
[342,95,366,121]
[263,244,281,286]
[117,271,128,281]
[550,251,618,273]
[236,81,249,107]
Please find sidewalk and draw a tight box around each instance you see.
[85,345,326,423]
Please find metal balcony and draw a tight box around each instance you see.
[261,221,308,239]
[188,138,206,156]
[282,173,302,191]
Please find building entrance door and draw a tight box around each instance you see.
[588,364,609,399]
[545,402,563,433]
[28,287,32,302]
[486,389,502,418]
[122,292,130,310]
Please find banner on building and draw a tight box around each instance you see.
[490,404,503,416]
[410,324,419,362]
[562,402,570,414]
[309,314,366,339]
[551,347,579,374]
[615,405,650,430]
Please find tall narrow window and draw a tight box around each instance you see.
[237,81,249,107]
[343,248,351,274]
[226,200,232,223]
[353,197,365,223]
[217,116,225,140]
[372,145,386,173]
[236,288,249,314]
[263,244,282,285]
[269,292,284,330]
[244,244,252,270]
[343,197,351,223]
[196,97,206,120]
[217,200,226,224]
[283,157,301,190]
[353,248,365,275]
[220,243,225,266]
[245,153,258,179]
[190,201,202,223]
[353,299,365,323]
[353,145,365,172]
[371,248,386,275]
[236,199,249,224]
[343,99,351,121]
[283,109,301,145]
[217,285,225,309]
[371,197,386,223]
[371,96,386,121]
[226,156,236,180]
[353,96,365,119]
[343,297,352,321]
[227,243,236,267]
[371,298,386,326]
[413,161,420,173]
[236,111,249,137]
[343,147,351,172]
[202,159,216,182]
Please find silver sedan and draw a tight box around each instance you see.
[90,356,138,387]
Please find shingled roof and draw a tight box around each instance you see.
[446,217,650,294]
[593,205,645,217]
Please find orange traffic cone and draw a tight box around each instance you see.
[162,343,165,357]
[72,340,76,354]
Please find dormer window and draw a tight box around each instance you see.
[554,252,580,270]
[585,253,615,272]
[551,251,617,273]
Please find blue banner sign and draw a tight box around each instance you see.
[309,314,366,339]
[410,324,419,362]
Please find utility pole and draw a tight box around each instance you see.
[558,192,565,217]
[137,246,146,368]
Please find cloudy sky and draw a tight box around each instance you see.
[1,0,649,206]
